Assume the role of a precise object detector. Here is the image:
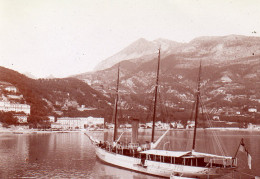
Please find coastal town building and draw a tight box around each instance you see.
[7,94,23,100]
[77,105,97,111]
[213,116,220,120]
[247,123,260,130]
[48,116,55,123]
[248,108,257,113]
[0,101,31,115]
[4,86,18,93]
[221,75,232,83]
[51,116,104,130]
[0,83,31,124]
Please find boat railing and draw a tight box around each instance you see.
[98,141,151,158]
[114,142,142,150]
[232,157,237,167]
[206,158,235,168]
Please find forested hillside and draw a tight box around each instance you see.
[0,66,113,121]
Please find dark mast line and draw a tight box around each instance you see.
[113,63,120,142]
[192,60,202,151]
[151,48,161,143]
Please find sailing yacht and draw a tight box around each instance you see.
[86,49,238,178]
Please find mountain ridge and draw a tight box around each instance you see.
[94,35,260,71]
[94,38,183,71]
[74,35,260,124]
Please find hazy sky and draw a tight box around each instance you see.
[0,0,259,78]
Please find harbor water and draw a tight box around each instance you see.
[0,130,259,178]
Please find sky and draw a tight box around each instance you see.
[0,0,260,78]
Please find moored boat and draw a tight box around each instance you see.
[86,49,246,178]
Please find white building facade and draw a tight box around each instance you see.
[248,108,257,113]
[0,101,30,115]
[51,116,104,130]
[4,86,18,93]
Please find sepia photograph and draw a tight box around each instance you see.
[0,0,259,178]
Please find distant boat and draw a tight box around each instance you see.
[86,50,241,178]
[13,132,24,134]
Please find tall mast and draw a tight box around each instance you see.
[113,64,120,142]
[192,60,202,151]
[151,48,161,143]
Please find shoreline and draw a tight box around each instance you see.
[1,127,259,134]
[0,128,86,134]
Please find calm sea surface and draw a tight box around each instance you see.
[0,130,259,178]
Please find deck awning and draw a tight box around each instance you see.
[140,150,191,157]
[140,150,233,159]
[191,151,233,159]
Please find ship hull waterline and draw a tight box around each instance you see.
[95,146,235,178]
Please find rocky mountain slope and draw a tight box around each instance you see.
[94,38,183,71]
[74,35,260,123]
[94,35,260,71]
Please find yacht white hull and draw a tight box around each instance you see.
[95,146,234,178]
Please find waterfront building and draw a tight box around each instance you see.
[51,123,62,129]
[51,116,104,130]
[48,116,55,123]
[247,123,260,130]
